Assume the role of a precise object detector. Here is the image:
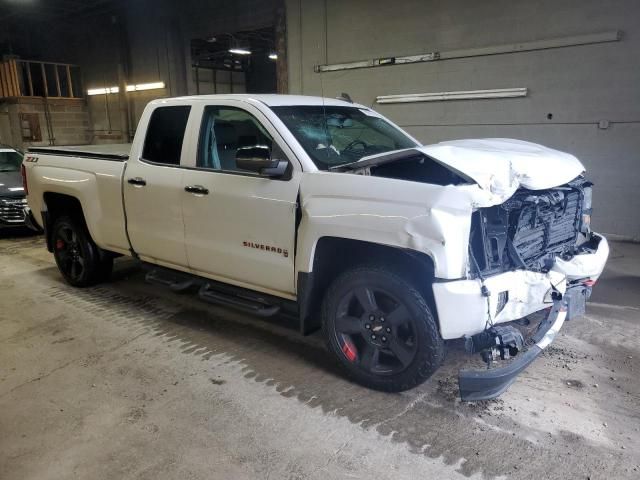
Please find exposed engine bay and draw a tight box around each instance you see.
[332,149,469,186]
[469,176,593,277]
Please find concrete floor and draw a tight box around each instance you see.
[0,233,639,480]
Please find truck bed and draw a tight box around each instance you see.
[24,144,131,255]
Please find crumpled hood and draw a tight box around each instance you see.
[419,138,585,196]
[0,170,25,197]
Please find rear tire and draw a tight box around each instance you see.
[51,215,113,287]
[322,265,444,392]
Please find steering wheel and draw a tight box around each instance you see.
[343,140,368,152]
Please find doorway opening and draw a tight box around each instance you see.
[191,26,277,95]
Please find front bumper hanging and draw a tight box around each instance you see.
[458,296,568,402]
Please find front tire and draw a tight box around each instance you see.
[51,215,113,287]
[322,265,444,392]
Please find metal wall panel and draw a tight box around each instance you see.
[286,0,640,239]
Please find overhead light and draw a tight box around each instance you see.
[268,53,278,60]
[87,81,165,96]
[126,81,165,92]
[376,87,528,104]
[229,48,251,55]
[87,86,119,95]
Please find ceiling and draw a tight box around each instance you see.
[0,0,120,24]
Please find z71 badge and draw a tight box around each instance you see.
[243,241,289,258]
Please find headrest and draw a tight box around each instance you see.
[214,122,237,146]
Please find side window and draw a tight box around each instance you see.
[142,106,191,165]
[198,106,273,171]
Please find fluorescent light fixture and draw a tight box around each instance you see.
[126,81,165,92]
[88,82,165,95]
[87,86,119,95]
[376,87,528,104]
[268,53,278,60]
[229,48,251,55]
[317,31,622,73]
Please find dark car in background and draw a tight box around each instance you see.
[0,145,28,228]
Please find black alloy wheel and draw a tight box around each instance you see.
[54,224,86,283]
[334,285,418,375]
[52,215,113,287]
[322,265,444,392]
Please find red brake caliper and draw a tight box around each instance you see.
[55,239,65,250]
[341,337,358,362]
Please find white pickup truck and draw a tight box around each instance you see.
[22,94,609,400]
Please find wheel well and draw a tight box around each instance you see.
[42,192,86,252]
[298,237,437,335]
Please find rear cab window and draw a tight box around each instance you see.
[142,106,191,165]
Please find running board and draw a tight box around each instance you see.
[145,268,201,293]
[198,283,281,317]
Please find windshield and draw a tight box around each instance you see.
[271,106,418,170]
[0,149,23,172]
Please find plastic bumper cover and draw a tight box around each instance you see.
[433,232,609,340]
[22,206,43,232]
[552,233,609,281]
[458,297,567,401]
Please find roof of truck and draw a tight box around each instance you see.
[159,94,368,108]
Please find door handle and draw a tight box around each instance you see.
[184,185,209,195]
[127,177,147,186]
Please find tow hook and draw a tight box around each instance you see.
[464,325,525,367]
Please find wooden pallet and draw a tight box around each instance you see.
[0,59,21,98]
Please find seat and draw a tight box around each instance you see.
[213,122,238,170]
[201,115,220,169]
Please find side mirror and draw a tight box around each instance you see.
[236,145,288,178]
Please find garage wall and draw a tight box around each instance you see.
[286,0,640,240]
[0,99,91,148]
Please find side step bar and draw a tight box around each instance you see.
[145,268,201,292]
[198,284,280,317]
[143,264,282,318]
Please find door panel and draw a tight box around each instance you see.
[124,162,188,267]
[182,103,301,295]
[182,171,299,294]
[123,105,191,268]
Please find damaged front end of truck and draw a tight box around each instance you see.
[332,138,609,400]
[458,174,608,400]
